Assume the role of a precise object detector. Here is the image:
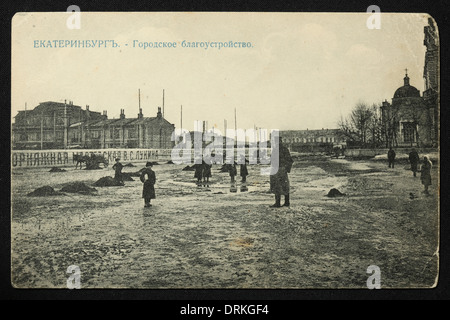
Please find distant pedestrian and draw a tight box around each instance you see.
[270,137,294,207]
[112,158,124,183]
[202,160,212,183]
[193,162,204,184]
[388,147,396,168]
[240,157,249,183]
[229,162,238,183]
[409,148,420,177]
[420,156,432,195]
[140,162,156,207]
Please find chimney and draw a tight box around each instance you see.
[103,110,108,119]
[86,105,89,111]
[157,107,162,119]
[138,108,143,119]
[120,109,125,119]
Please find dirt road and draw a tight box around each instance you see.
[11,156,439,288]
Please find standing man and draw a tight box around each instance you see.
[409,148,420,177]
[202,160,212,184]
[388,147,396,168]
[420,156,432,195]
[194,161,204,185]
[112,158,124,183]
[270,137,294,208]
[140,162,156,207]
[240,156,249,183]
[229,162,238,183]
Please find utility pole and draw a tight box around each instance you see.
[138,88,140,148]
[224,119,227,145]
[40,112,44,150]
[24,102,27,146]
[234,108,237,146]
[54,110,56,145]
[64,100,68,149]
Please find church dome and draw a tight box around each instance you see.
[393,73,420,98]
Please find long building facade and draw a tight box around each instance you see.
[279,129,347,153]
[12,101,175,150]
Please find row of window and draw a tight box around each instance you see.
[17,128,168,142]
[283,137,340,143]
[70,128,167,142]
[17,132,64,141]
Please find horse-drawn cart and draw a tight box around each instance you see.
[74,154,109,169]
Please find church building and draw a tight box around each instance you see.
[380,18,439,148]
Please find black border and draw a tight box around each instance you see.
[1,0,449,304]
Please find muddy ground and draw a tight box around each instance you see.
[11,156,439,289]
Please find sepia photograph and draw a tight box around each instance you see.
[10,12,439,290]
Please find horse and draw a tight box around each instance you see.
[91,154,109,168]
[74,154,109,169]
[73,154,90,169]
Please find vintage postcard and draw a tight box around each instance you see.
[11,12,439,289]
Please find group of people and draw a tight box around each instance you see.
[193,159,250,185]
[388,147,433,195]
[112,141,432,209]
[112,157,156,207]
[193,161,213,185]
[110,137,294,209]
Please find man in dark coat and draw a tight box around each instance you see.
[420,156,432,195]
[193,162,204,185]
[270,137,294,207]
[202,160,212,183]
[112,158,124,183]
[229,162,238,183]
[409,148,420,177]
[388,147,396,168]
[240,156,249,183]
[140,162,156,207]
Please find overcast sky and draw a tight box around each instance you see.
[12,12,432,132]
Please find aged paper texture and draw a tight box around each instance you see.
[11,12,439,289]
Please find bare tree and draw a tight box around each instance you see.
[367,103,384,148]
[339,101,382,148]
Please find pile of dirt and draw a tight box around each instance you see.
[49,167,66,172]
[218,164,233,173]
[93,176,125,187]
[182,165,195,171]
[27,186,62,197]
[129,168,146,177]
[166,160,174,164]
[327,188,346,197]
[60,182,97,195]
[121,173,135,181]
[84,164,103,170]
[124,163,136,167]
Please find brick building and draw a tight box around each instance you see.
[12,101,105,149]
[12,101,175,150]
